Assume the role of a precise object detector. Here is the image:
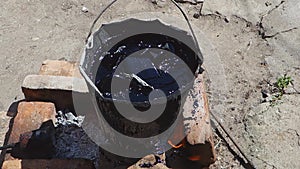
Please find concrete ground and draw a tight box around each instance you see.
[1,0,299,168]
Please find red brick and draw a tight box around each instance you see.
[22,60,89,111]
[8,102,56,144]
[2,159,95,169]
[21,75,88,111]
[39,60,82,78]
[167,74,216,169]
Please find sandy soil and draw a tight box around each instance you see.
[1,0,299,168]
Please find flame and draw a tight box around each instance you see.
[168,140,184,149]
[188,155,202,161]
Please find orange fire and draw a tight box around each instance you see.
[188,155,202,161]
[167,140,184,149]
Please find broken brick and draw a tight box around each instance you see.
[128,154,169,169]
[2,159,95,169]
[21,75,88,111]
[166,74,216,169]
[39,60,82,78]
[8,102,56,144]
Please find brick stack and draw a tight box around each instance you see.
[0,60,215,169]
[2,60,94,169]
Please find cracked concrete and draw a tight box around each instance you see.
[261,0,300,36]
[201,0,283,24]
[244,95,300,169]
[198,0,300,168]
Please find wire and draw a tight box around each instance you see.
[86,0,118,43]
[0,144,15,151]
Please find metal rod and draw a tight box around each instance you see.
[210,112,256,169]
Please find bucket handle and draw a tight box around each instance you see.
[85,0,202,59]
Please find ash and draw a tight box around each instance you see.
[56,111,85,127]
[54,111,100,168]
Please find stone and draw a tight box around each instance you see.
[8,102,56,144]
[81,6,89,13]
[193,13,200,19]
[2,159,95,169]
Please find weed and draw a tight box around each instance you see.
[268,74,294,106]
[276,74,293,96]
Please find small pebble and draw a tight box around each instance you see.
[193,13,200,19]
[81,6,88,13]
[31,37,40,41]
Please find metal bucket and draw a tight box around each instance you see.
[78,0,203,157]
